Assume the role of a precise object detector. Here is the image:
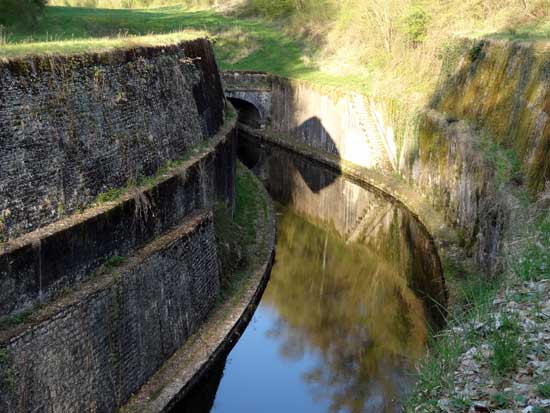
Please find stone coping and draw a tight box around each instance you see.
[0,209,212,345]
[0,104,236,256]
[121,164,277,413]
[0,38,209,70]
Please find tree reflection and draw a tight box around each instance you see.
[262,208,434,413]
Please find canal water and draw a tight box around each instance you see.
[174,140,446,413]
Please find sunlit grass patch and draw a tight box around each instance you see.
[513,216,550,282]
[0,30,206,59]
[488,314,523,379]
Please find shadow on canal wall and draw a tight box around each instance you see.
[238,116,342,194]
[170,357,226,413]
[223,42,550,275]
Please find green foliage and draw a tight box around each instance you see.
[514,216,550,282]
[491,391,514,408]
[0,0,46,26]
[104,255,127,268]
[468,41,484,62]
[0,310,32,330]
[489,315,522,378]
[243,0,330,19]
[449,397,470,410]
[0,349,8,364]
[407,333,466,411]
[215,163,267,299]
[247,0,295,18]
[214,201,245,285]
[95,187,125,204]
[404,262,503,412]
[47,0,203,7]
[477,133,522,187]
[537,383,550,398]
[400,6,431,45]
[235,163,260,246]
[455,274,499,316]
[0,348,14,395]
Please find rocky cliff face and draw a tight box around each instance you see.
[432,39,550,195]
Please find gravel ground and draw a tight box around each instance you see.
[436,279,550,413]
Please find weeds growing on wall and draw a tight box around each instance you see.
[214,162,268,303]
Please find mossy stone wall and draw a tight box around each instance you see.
[432,40,550,194]
[0,39,225,241]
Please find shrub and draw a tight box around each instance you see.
[400,6,431,45]
[0,0,46,26]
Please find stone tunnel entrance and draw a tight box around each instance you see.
[228,97,262,128]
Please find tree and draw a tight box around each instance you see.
[0,0,47,26]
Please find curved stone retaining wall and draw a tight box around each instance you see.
[121,164,277,413]
[0,41,240,413]
[224,39,549,274]
[0,122,236,315]
[0,39,225,241]
[0,211,219,413]
[240,132,446,324]
[431,39,550,194]
[268,80,510,273]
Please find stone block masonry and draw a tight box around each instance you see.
[0,40,239,413]
[0,119,236,315]
[0,210,220,413]
[0,38,225,240]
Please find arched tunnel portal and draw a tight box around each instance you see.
[227,97,263,129]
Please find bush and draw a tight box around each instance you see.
[400,6,431,45]
[0,0,46,26]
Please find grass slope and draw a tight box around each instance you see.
[0,5,373,93]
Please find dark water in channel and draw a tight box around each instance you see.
[173,144,446,413]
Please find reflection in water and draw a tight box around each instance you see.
[173,358,226,413]
[261,208,428,412]
[175,143,446,413]
[176,206,444,413]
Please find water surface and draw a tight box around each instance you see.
[175,143,445,413]
[176,202,444,413]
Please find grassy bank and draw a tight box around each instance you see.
[406,206,550,412]
[214,162,269,297]
[2,3,549,99]
[0,5,335,87]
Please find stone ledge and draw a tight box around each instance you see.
[0,208,222,412]
[0,209,212,344]
[121,163,277,413]
[0,104,237,315]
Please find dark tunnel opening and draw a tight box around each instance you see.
[228,97,262,128]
